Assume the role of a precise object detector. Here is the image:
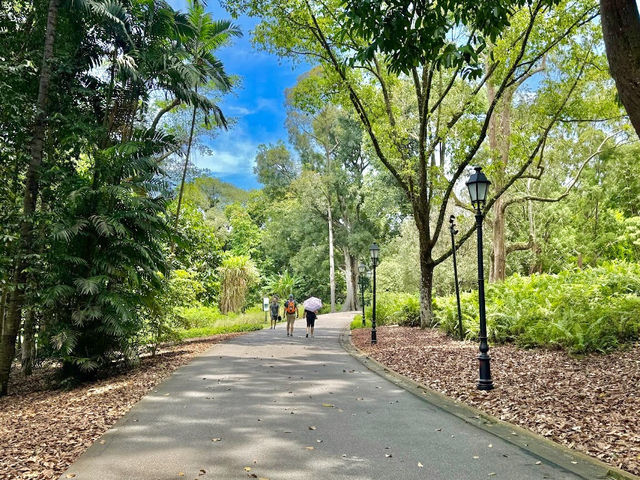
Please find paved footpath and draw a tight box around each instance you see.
[61,313,583,480]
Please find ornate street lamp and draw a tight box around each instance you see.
[358,262,367,327]
[466,166,494,391]
[369,243,380,345]
[449,215,464,341]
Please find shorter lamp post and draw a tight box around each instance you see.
[449,215,464,341]
[370,243,380,345]
[358,263,367,327]
[466,166,494,391]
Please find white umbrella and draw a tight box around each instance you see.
[303,297,323,312]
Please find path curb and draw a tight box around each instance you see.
[339,327,637,480]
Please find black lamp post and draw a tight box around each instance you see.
[449,215,464,341]
[358,262,367,327]
[466,166,494,391]
[369,243,380,345]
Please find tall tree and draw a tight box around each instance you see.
[172,1,239,250]
[600,0,640,137]
[0,0,61,396]
[226,0,598,326]
[484,13,629,282]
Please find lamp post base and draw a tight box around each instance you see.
[371,328,377,345]
[477,354,493,390]
[477,378,494,390]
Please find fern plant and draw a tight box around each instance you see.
[41,129,174,378]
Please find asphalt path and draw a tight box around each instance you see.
[60,312,583,480]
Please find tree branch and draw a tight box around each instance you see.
[502,131,628,210]
[302,0,410,195]
[431,2,544,250]
[150,98,180,132]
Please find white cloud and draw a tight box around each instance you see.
[223,97,281,117]
[193,132,258,176]
[226,105,253,116]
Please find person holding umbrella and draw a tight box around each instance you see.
[302,297,322,338]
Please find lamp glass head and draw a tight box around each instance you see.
[465,166,491,209]
[369,243,380,264]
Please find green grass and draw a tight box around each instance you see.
[175,306,266,340]
[175,323,264,340]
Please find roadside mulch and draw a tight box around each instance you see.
[352,326,640,476]
[0,333,244,480]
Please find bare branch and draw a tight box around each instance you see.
[502,131,628,210]
[432,2,544,249]
[302,0,410,195]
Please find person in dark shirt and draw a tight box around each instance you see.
[269,295,280,329]
[303,308,318,338]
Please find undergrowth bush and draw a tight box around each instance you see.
[351,292,420,329]
[433,262,640,353]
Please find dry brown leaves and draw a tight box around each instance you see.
[0,334,244,480]
[352,327,640,476]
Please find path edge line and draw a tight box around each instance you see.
[339,327,637,480]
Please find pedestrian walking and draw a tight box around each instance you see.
[284,294,298,336]
[269,295,280,329]
[303,309,318,338]
[302,297,322,338]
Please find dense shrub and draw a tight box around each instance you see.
[433,262,640,353]
[351,292,420,329]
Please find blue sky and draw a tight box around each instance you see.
[168,0,310,190]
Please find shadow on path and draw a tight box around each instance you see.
[60,313,582,480]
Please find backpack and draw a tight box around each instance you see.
[286,300,296,314]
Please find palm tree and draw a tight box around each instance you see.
[219,256,258,314]
[172,2,241,251]
[265,271,301,299]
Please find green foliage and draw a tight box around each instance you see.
[264,271,300,299]
[434,262,640,353]
[343,0,560,75]
[225,203,262,257]
[253,141,297,195]
[41,131,173,376]
[359,292,421,328]
[350,315,371,330]
[0,0,244,389]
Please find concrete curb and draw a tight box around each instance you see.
[339,327,638,480]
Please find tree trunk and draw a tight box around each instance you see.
[490,198,507,282]
[487,82,512,283]
[341,248,358,311]
[21,309,35,376]
[0,0,60,396]
[172,102,198,253]
[327,202,336,312]
[600,0,640,137]
[415,210,435,328]
[418,246,435,329]
[0,288,6,330]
